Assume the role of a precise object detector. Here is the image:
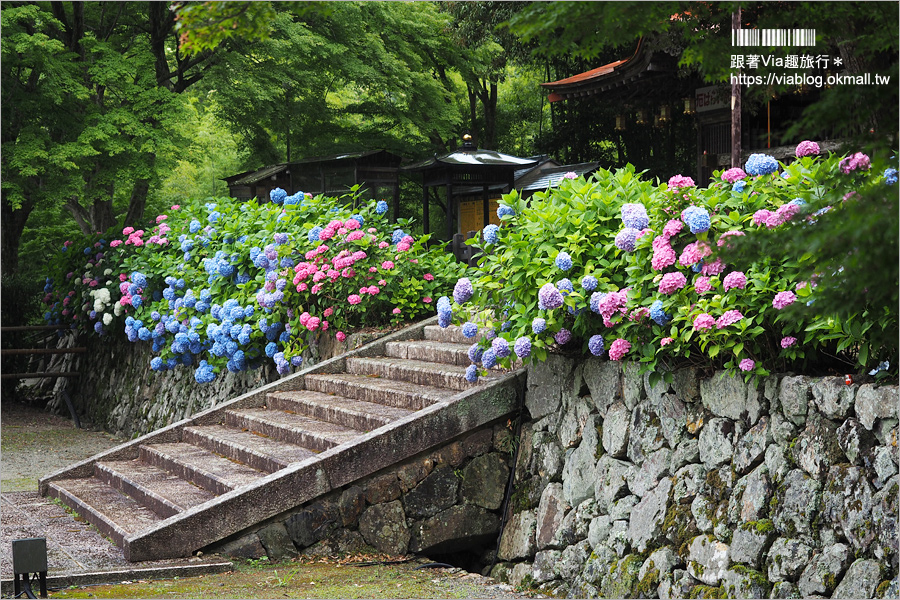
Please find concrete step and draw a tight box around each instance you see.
[424,324,487,345]
[267,390,413,432]
[139,442,269,496]
[303,373,454,411]
[346,356,486,392]
[95,459,217,519]
[183,425,317,473]
[224,407,362,450]
[47,477,165,547]
[384,340,472,367]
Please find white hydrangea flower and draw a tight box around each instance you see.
[102,312,113,326]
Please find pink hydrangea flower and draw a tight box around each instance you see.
[652,244,677,271]
[392,308,401,314]
[658,271,687,294]
[348,294,362,305]
[156,215,167,223]
[346,230,365,241]
[773,291,796,309]
[171,205,181,210]
[662,219,683,237]
[122,227,135,235]
[694,276,712,294]
[299,312,311,325]
[397,242,411,252]
[424,273,434,281]
[608,338,631,360]
[110,240,122,248]
[378,279,386,286]
[716,310,744,329]
[781,336,798,348]
[318,228,334,241]
[379,241,389,249]
[839,152,871,174]
[423,297,432,303]
[323,307,334,317]
[345,219,360,230]
[701,258,726,276]
[660,337,674,347]
[367,286,380,295]
[382,260,395,270]
[739,358,755,371]
[752,210,773,226]
[722,271,747,291]
[336,331,346,342]
[306,317,321,331]
[679,241,711,267]
[563,171,577,179]
[717,230,745,247]
[369,266,378,273]
[721,168,747,183]
[693,313,716,330]
[795,140,820,157]
[668,174,696,189]
[296,283,308,292]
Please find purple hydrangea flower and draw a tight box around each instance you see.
[532,317,546,334]
[468,343,484,364]
[581,275,597,292]
[795,140,820,158]
[492,337,511,358]
[514,336,532,358]
[462,322,478,338]
[538,283,564,310]
[555,329,572,345]
[482,348,498,369]
[453,278,474,304]
[739,358,755,371]
[588,335,605,356]
[621,203,650,230]
[465,364,478,383]
[615,228,640,252]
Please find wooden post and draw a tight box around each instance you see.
[445,183,454,241]
[422,186,430,235]
[731,8,742,168]
[482,185,489,231]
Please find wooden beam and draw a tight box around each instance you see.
[2,348,87,355]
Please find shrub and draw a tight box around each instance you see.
[41,189,465,382]
[443,148,897,384]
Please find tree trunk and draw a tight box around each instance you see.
[1,196,36,275]
[483,81,498,149]
[467,84,479,146]
[123,177,151,227]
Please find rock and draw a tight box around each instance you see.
[733,464,772,523]
[764,444,791,483]
[285,502,340,549]
[874,418,899,446]
[532,550,562,583]
[691,495,715,532]
[461,453,509,510]
[673,368,701,402]
[609,494,638,521]
[721,566,771,598]
[498,509,536,561]
[700,370,764,424]
[594,454,632,513]
[214,532,266,559]
[639,546,681,584]
[535,482,567,549]
[627,402,666,464]
[769,581,801,598]
[509,562,533,589]
[338,486,365,527]
[364,473,401,505]
[623,362,646,410]
[256,522,299,561]
[601,401,630,458]
[771,469,820,538]
[557,395,593,449]
[856,384,899,430]
[792,413,842,479]
[628,478,673,553]
[766,537,813,582]
[514,423,534,480]
[462,428,493,457]
[555,539,591,581]
[798,543,852,597]
[555,499,597,547]
[874,446,899,489]
[599,552,643,598]
[699,417,736,468]
[526,353,576,420]
[871,475,899,561]
[811,377,856,419]
[627,447,672,497]
[489,561,514,583]
[396,460,431,493]
[588,515,613,551]
[770,410,800,446]
[831,559,883,599]
[581,542,616,584]
[733,415,773,475]
[672,463,707,503]
[658,568,696,600]
[656,393,690,448]
[779,376,811,426]
[583,358,623,418]
[687,534,730,585]
[645,370,673,406]
[330,529,370,554]
[837,418,878,467]
[409,504,498,554]
[358,501,410,555]
[608,519,630,556]
[822,465,875,551]
[671,438,700,471]
[403,467,459,519]
[730,521,776,567]
[529,431,564,481]
[562,414,600,506]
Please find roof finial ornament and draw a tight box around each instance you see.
[461,132,476,151]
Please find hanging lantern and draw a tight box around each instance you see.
[659,104,671,123]
[615,114,626,131]
[653,114,662,128]
[683,97,696,115]
[635,109,647,126]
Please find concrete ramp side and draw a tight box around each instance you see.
[39,317,524,563]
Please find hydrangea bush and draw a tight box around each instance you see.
[442,146,897,384]
[42,190,464,382]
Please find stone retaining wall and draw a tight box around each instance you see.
[492,356,899,599]
[207,420,518,570]
[51,329,387,439]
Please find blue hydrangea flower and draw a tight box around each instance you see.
[307,226,322,243]
[270,187,287,204]
[615,228,640,252]
[514,336,532,358]
[131,272,148,288]
[556,278,574,297]
[590,291,606,314]
[436,296,452,315]
[555,251,573,271]
[462,322,478,338]
[588,335,605,356]
[453,278,474,304]
[884,168,898,185]
[482,348,497,369]
[492,337,511,359]
[745,153,779,176]
[392,229,406,244]
[194,361,216,383]
[497,205,515,219]
[483,224,500,245]
[438,313,452,328]
[682,206,711,234]
[150,357,164,371]
[650,300,671,326]
[468,343,484,364]
[532,317,546,334]
[291,356,303,366]
[284,192,303,205]
[375,200,389,215]
[465,364,478,383]
[350,214,364,227]
[273,232,288,245]
[621,203,650,230]
[581,276,598,292]
[732,181,746,194]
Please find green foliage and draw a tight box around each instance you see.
[41,190,465,383]
[444,149,897,382]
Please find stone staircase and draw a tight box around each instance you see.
[39,318,524,562]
